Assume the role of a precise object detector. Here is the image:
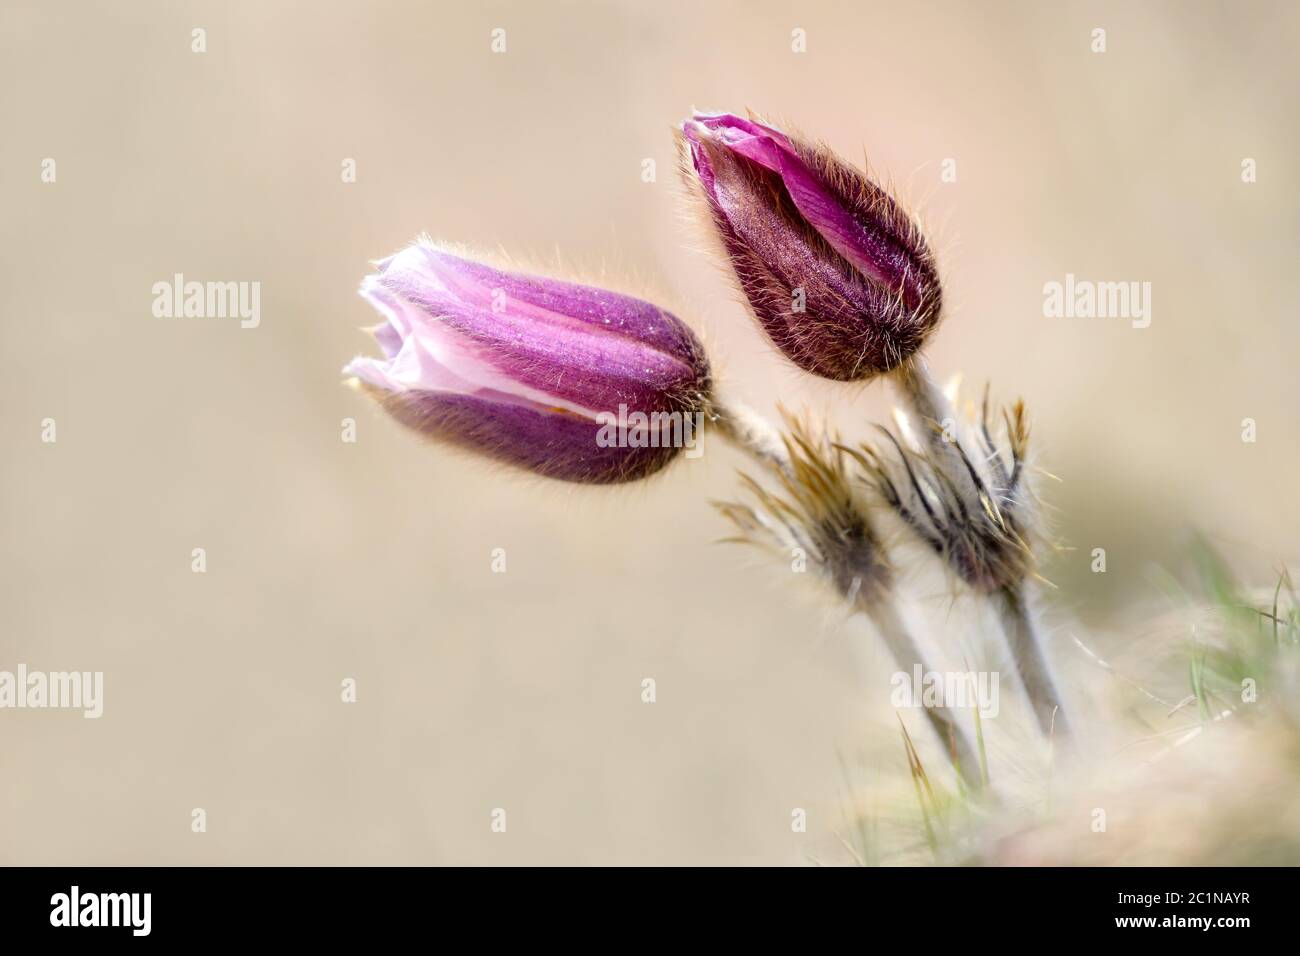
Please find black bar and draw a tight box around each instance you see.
[0,866,1282,941]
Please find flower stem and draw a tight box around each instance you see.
[891,358,1071,745]
[710,398,792,476]
[893,356,944,429]
[993,585,1071,744]
[863,596,985,792]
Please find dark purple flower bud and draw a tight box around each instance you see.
[344,242,712,484]
[681,112,941,381]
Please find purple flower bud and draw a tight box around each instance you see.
[681,112,941,381]
[343,243,712,484]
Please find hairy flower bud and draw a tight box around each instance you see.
[343,242,712,483]
[681,111,941,381]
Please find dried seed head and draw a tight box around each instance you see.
[848,364,1038,593]
[715,415,892,604]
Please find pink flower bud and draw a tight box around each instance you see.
[344,243,712,483]
[682,112,941,381]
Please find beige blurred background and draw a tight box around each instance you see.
[1,0,1297,865]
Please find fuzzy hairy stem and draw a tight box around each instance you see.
[993,585,1071,744]
[710,398,792,476]
[712,409,983,790]
[894,356,945,433]
[893,356,976,487]
[861,596,985,791]
[891,357,1071,744]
